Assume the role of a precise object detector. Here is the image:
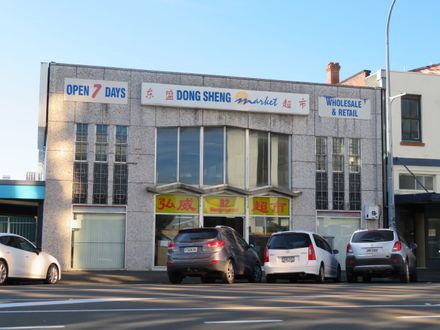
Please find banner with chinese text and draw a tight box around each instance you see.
[250,197,290,216]
[203,196,245,215]
[156,194,199,214]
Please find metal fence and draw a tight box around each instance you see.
[0,216,37,244]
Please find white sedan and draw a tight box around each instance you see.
[0,233,61,285]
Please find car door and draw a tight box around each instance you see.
[0,236,23,277]
[225,229,246,275]
[321,237,338,276]
[15,236,44,278]
[313,235,333,277]
[233,230,256,275]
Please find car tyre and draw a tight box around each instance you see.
[248,263,262,283]
[399,261,410,283]
[45,264,59,285]
[316,264,325,284]
[266,274,276,283]
[0,260,8,285]
[168,272,184,284]
[334,265,341,283]
[223,259,235,284]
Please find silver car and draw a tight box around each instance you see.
[345,229,417,283]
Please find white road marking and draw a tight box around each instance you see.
[0,303,439,313]
[204,320,283,324]
[397,315,440,319]
[0,326,65,329]
[0,298,152,309]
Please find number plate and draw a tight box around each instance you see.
[365,248,379,254]
[281,256,295,263]
[183,247,197,253]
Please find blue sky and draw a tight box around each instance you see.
[0,0,439,179]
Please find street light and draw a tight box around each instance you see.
[385,0,397,229]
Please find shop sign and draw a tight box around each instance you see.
[64,78,128,104]
[156,194,199,214]
[141,83,309,115]
[318,96,371,119]
[203,196,245,215]
[250,197,289,216]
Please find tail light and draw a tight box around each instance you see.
[207,240,225,248]
[263,246,269,263]
[346,243,353,254]
[392,241,402,252]
[308,243,316,261]
[168,243,177,251]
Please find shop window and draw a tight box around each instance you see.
[271,133,290,189]
[332,138,345,210]
[349,139,361,210]
[399,174,434,191]
[93,163,108,204]
[401,95,421,142]
[316,137,328,210]
[113,164,127,205]
[72,213,125,270]
[73,162,88,204]
[226,128,245,188]
[249,131,269,188]
[0,216,37,244]
[249,217,289,261]
[155,215,198,266]
[179,128,200,185]
[203,127,224,185]
[156,128,178,184]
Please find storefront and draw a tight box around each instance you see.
[38,63,383,271]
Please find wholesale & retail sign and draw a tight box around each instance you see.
[64,78,128,104]
[318,96,371,119]
[141,83,309,115]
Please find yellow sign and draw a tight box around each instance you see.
[156,194,199,214]
[250,197,289,216]
[203,196,245,215]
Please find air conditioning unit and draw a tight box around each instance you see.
[364,205,380,220]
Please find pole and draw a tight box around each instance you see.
[385,0,397,229]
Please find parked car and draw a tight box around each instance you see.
[263,231,341,283]
[345,228,417,283]
[0,233,61,285]
[166,226,262,284]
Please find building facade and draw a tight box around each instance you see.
[38,63,383,271]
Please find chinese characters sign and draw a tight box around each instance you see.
[141,83,309,115]
[156,194,199,214]
[203,196,245,215]
[250,197,289,216]
[64,78,128,104]
[318,96,371,120]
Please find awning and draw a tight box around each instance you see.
[395,192,440,205]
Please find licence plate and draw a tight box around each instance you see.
[183,247,197,253]
[281,256,295,263]
[365,248,379,254]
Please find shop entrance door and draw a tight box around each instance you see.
[204,217,244,237]
[427,218,440,268]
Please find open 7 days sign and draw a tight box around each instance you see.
[64,78,128,104]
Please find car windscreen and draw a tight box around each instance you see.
[174,229,218,243]
[352,230,394,243]
[268,233,311,249]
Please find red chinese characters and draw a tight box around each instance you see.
[282,99,292,109]
[176,198,196,212]
[166,89,174,100]
[146,88,154,99]
[299,98,307,109]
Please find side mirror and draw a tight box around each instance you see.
[409,243,417,251]
[332,249,339,255]
[249,243,255,249]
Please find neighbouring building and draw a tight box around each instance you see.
[37,62,383,271]
[342,63,440,270]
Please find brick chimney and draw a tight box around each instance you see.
[327,62,341,84]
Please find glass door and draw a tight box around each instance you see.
[427,218,440,268]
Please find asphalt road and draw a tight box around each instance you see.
[0,280,440,329]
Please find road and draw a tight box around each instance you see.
[0,280,440,329]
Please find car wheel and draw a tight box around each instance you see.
[45,264,59,285]
[0,260,8,285]
[266,274,276,283]
[346,271,356,283]
[248,263,262,283]
[334,265,341,283]
[316,264,325,284]
[400,261,410,283]
[223,259,235,284]
[201,276,216,284]
[168,272,183,284]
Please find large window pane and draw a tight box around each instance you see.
[179,128,200,185]
[227,128,245,188]
[249,131,269,188]
[156,128,178,183]
[401,95,421,142]
[271,134,289,189]
[203,127,224,185]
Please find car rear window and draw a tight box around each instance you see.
[352,230,394,243]
[268,233,311,249]
[174,229,218,243]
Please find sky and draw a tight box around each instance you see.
[0,0,439,180]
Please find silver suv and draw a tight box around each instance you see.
[345,229,417,283]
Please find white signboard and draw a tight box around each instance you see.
[141,83,309,115]
[64,78,128,104]
[319,96,371,119]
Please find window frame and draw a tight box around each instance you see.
[401,94,422,142]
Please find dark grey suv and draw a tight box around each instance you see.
[166,226,262,284]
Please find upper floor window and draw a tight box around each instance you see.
[399,174,433,191]
[315,137,328,210]
[95,124,108,162]
[115,126,128,162]
[75,123,88,161]
[401,95,421,142]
